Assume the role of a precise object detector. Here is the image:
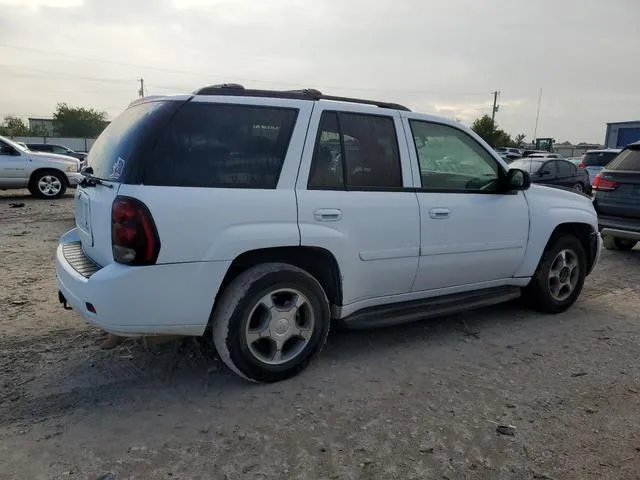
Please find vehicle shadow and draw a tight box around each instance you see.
[2,299,555,425]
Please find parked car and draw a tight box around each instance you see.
[26,143,88,162]
[0,135,82,198]
[55,85,602,382]
[522,149,550,157]
[509,158,591,193]
[592,142,640,250]
[578,148,622,184]
[527,153,562,159]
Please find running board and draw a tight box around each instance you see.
[341,286,522,329]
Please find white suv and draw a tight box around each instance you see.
[56,85,602,382]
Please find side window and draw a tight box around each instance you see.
[308,111,402,190]
[557,161,573,176]
[0,141,15,155]
[308,112,344,189]
[542,161,557,176]
[409,120,500,191]
[53,146,69,154]
[146,103,298,188]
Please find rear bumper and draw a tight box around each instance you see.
[55,228,232,336]
[598,215,640,240]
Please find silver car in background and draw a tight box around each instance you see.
[0,135,83,198]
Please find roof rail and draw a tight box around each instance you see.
[192,84,410,111]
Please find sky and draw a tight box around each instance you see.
[0,0,638,143]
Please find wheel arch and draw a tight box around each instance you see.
[29,167,70,187]
[214,246,343,314]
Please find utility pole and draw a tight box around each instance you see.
[490,90,499,137]
[533,88,543,143]
[138,78,145,98]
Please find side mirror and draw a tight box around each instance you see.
[507,168,531,191]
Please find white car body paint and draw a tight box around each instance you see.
[55,94,602,336]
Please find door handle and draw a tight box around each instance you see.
[429,208,450,219]
[314,209,343,222]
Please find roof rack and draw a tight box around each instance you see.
[192,84,410,111]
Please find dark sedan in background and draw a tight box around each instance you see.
[26,143,87,161]
[509,157,591,193]
[593,141,640,250]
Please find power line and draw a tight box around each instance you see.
[0,43,490,97]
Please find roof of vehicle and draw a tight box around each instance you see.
[189,84,411,111]
[585,148,622,153]
[26,143,67,148]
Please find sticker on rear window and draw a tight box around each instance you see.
[109,157,125,180]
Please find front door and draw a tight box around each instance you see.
[402,117,529,291]
[0,140,28,188]
[296,106,420,306]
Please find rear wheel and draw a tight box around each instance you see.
[603,235,637,251]
[29,170,67,199]
[523,234,587,313]
[573,183,584,193]
[212,263,330,383]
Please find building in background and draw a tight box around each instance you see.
[28,117,55,136]
[605,121,640,148]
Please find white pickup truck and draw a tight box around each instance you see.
[0,135,83,198]
[55,85,602,382]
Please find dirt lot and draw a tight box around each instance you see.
[0,190,639,480]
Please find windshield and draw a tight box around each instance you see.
[0,135,28,152]
[509,159,544,172]
[582,151,618,167]
[87,100,181,181]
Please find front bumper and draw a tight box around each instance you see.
[55,228,231,336]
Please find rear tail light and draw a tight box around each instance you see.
[578,161,585,168]
[111,196,160,265]
[592,172,619,192]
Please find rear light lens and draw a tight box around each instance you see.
[111,196,160,265]
[592,172,619,192]
[578,161,585,168]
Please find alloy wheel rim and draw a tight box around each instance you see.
[244,288,315,365]
[38,176,62,196]
[548,249,580,301]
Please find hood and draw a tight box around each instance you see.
[528,183,593,207]
[29,151,80,164]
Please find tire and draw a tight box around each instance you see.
[573,183,584,193]
[211,263,330,383]
[603,235,637,251]
[523,234,587,313]
[29,170,67,199]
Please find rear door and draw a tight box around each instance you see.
[296,104,420,305]
[595,147,640,219]
[556,160,575,188]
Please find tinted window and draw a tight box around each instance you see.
[89,100,180,181]
[308,112,344,189]
[145,103,298,188]
[53,145,69,154]
[582,151,618,167]
[606,148,640,171]
[410,120,500,191]
[509,159,545,172]
[308,112,402,189]
[0,140,16,155]
[542,161,557,176]
[557,160,574,176]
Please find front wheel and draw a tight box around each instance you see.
[523,234,587,313]
[212,263,330,383]
[29,170,67,199]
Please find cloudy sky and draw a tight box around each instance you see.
[0,0,638,143]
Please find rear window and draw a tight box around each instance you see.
[144,103,298,188]
[606,148,640,171]
[88,100,180,181]
[509,159,544,172]
[582,151,618,167]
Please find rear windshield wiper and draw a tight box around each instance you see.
[80,167,113,188]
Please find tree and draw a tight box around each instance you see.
[53,103,109,137]
[513,133,526,147]
[0,116,30,136]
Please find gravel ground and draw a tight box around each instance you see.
[0,190,639,480]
